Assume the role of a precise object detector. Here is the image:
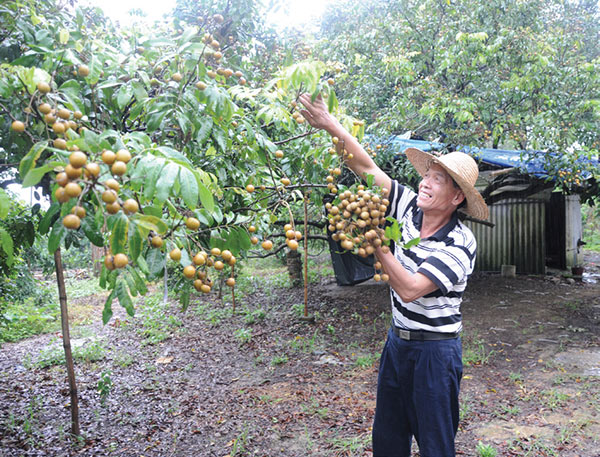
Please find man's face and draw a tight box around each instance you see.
[416,163,465,215]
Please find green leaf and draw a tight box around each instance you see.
[0,227,14,266]
[22,163,56,187]
[81,216,104,247]
[403,237,420,249]
[131,214,168,235]
[155,162,179,203]
[117,84,132,110]
[116,278,134,316]
[102,291,115,324]
[128,223,143,261]
[146,247,165,280]
[48,218,67,253]
[19,141,47,179]
[198,182,215,212]
[365,173,375,188]
[128,265,148,295]
[180,287,190,311]
[0,188,10,219]
[39,202,60,235]
[123,270,138,297]
[110,213,129,255]
[179,167,199,209]
[384,217,401,243]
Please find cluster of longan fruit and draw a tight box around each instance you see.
[326,186,392,282]
[173,219,237,293]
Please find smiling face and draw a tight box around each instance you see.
[416,163,465,216]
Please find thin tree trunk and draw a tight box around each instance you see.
[54,248,81,438]
[303,193,309,317]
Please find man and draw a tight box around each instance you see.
[299,93,489,457]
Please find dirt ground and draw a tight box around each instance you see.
[1,252,599,457]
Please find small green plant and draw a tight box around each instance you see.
[493,403,521,418]
[354,353,379,368]
[540,389,570,410]
[234,328,252,345]
[244,308,266,325]
[301,398,329,419]
[271,354,288,366]
[97,370,113,405]
[459,394,474,421]
[327,432,371,457]
[291,302,304,318]
[476,441,498,457]
[326,323,336,336]
[230,425,251,457]
[35,339,106,368]
[463,332,493,365]
[509,372,524,383]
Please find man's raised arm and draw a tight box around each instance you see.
[299,93,392,194]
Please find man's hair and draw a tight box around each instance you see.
[451,178,467,210]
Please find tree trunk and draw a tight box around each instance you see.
[286,248,303,287]
[91,244,103,277]
[54,248,81,438]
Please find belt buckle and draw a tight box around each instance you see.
[398,329,411,340]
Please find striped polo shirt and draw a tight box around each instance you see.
[385,180,477,334]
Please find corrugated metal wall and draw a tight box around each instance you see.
[465,199,546,274]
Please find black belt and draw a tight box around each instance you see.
[392,326,459,341]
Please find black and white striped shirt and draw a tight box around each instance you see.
[385,180,477,334]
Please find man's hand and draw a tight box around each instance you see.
[298,93,338,133]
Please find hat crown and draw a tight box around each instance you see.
[435,152,478,186]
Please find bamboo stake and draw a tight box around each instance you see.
[303,192,309,317]
[231,264,236,314]
[54,248,81,438]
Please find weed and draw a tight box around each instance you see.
[230,426,251,456]
[354,352,379,369]
[137,293,183,345]
[459,394,474,421]
[301,398,329,419]
[289,329,321,354]
[34,338,106,368]
[271,354,288,366]
[493,403,520,418]
[540,389,570,410]
[327,432,370,457]
[194,304,232,326]
[234,328,252,345]
[291,302,305,318]
[114,351,134,368]
[326,324,336,336]
[509,372,523,383]
[508,437,558,456]
[476,441,497,457]
[97,370,113,405]
[244,308,266,325]
[463,332,493,365]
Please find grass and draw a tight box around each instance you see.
[476,441,498,457]
[136,293,183,345]
[463,331,494,366]
[30,338,106,368]
[326,432,371,457]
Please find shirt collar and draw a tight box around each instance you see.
[413,209,459,241]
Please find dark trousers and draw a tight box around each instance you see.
[372,327,463,457]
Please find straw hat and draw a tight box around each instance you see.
[405,148,489,220]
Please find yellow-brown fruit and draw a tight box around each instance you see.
[246,184,255,193]
[78,65,90,77]
[111,161,127,176]
[228,256,236,266]
[250,236,259,245]
[101,150,116,165]
[239,77,246,86]
[381,273,390,282]
[56,172,69,187]
[373,273,381,282]
[62,214,81,229]
[64,182,82,198]
[281,178,291,186]
[214,260,225,270]
[54,188,69,204]
[44,113,56,124]
[65,164,82,179]
[261,240,273,250]
[186,217,200,230]
[84,162,100,178]
[284,223,292,232]
[106,201,121,214]
[105,178,120,192]
[195,81,207,90]
[171,72,183,82]
[68,120,78,131]
[69,151,87,168]
[226,277,235,287]
[170,248,182,261]
[73,110,83,120]
[327,78,335,85]
[102,189,118,204]
[221,250,232,262]
[248,225,257,233]
[210,247,221,257]
[123,199,139,214]
[287,239,299,250]
[104,255,115,271]
[52,122,66,134]
[183,265,196,279]
[113,253,128,269]
[285,229,295,239]
[193,279,203,291]
[71,205,86,218]
[37,81,51,93]
[115,149,132,163]
[275,150,284,159]
[207,70,217,79]
[200,284,211,293]
[57,108,71,120]
[151,236,163,248]
[39,103,52,114]
[10,120,25,133]
[193,252,206,265]
[295,231,302,240]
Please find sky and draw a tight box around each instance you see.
[79,0,331,29]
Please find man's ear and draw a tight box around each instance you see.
[452,189,466,208]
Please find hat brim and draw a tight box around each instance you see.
[405,147,489,220]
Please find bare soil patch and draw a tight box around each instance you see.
[1,253,599,457]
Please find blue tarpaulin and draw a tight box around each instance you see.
[366,136,598,180]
